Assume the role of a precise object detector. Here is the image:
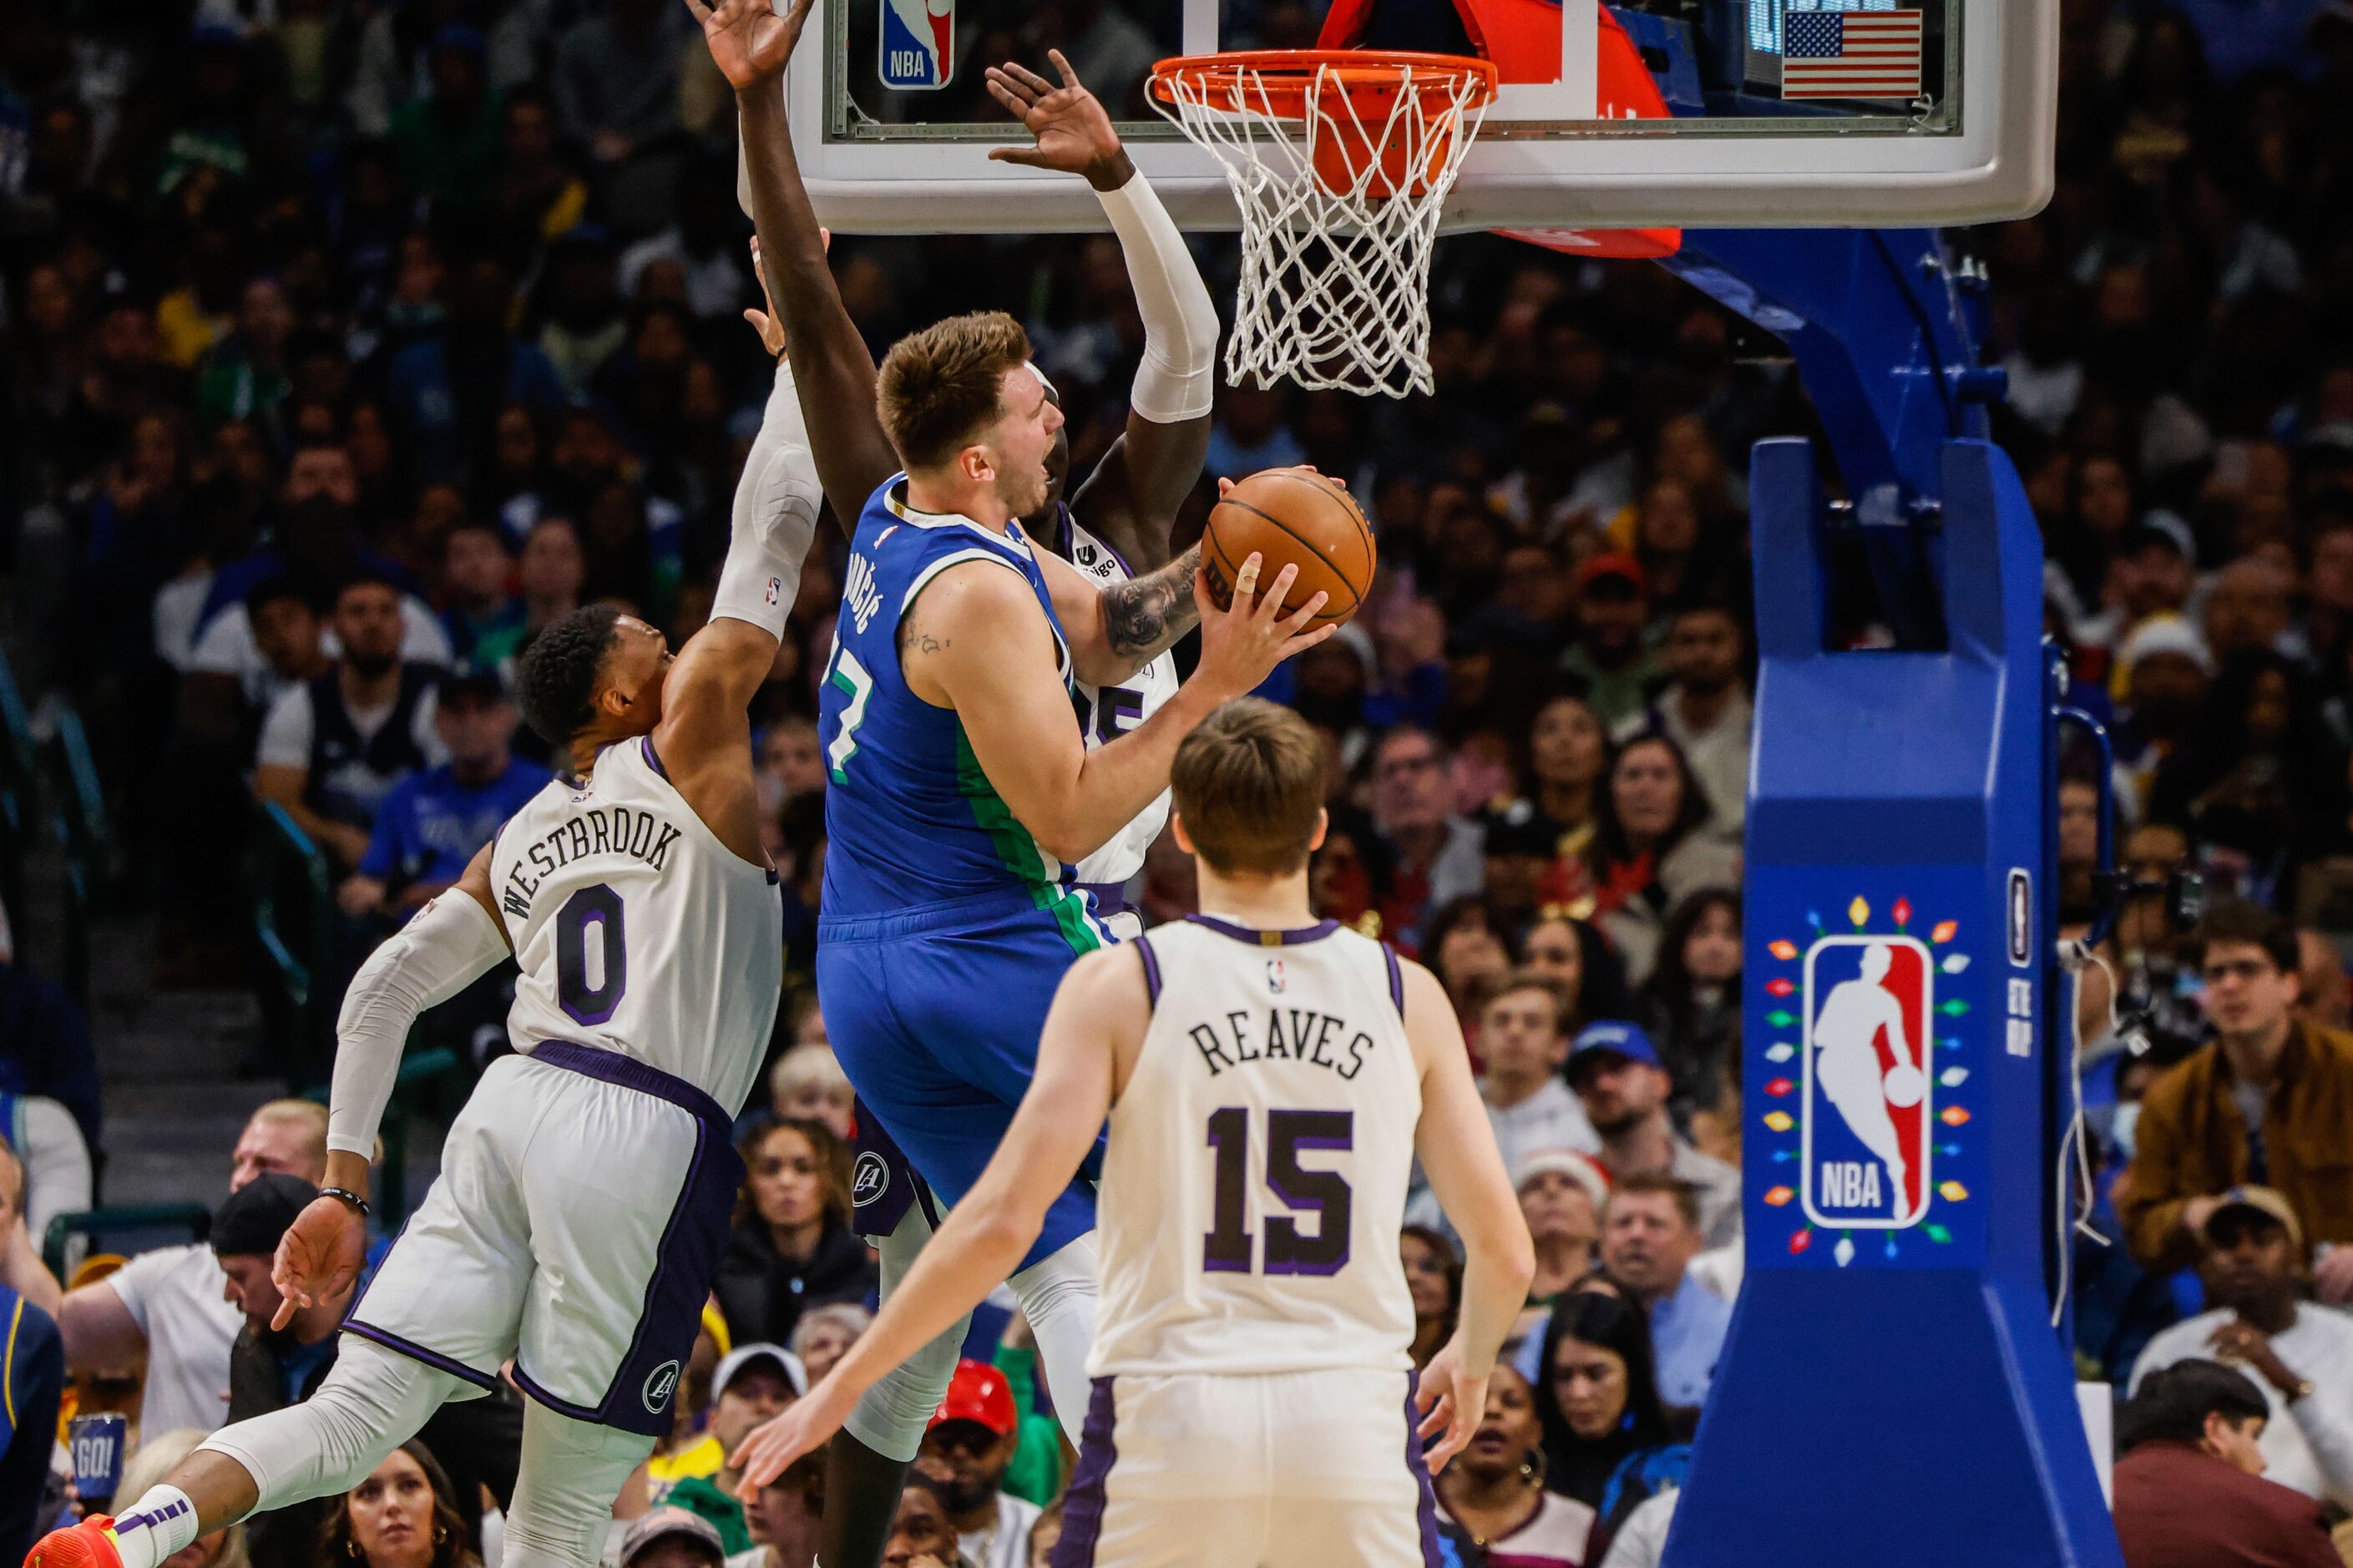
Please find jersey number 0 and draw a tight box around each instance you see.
[556,883,627,1025]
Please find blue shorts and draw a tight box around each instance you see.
[820,889,1110,1269]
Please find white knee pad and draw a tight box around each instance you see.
[843,1197,969,1463]
[503,1401,656,1568]
[1009,1232,1099,1449]
[197,1335,466,1517]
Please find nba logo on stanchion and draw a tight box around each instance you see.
[880,0,953,89]
[1801,935,1931,1228]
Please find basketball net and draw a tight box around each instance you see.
[1151,53,1497,399]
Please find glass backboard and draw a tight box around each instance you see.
[767,0,2053,232]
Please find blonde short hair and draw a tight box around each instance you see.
[769,1044,851,1107]
[251,1098,329,1155]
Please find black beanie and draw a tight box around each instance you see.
[211,1171,319,1258]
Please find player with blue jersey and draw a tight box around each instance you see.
[695,3,1257,1563]
[805,301,1327,1454]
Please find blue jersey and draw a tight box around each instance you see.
[358,758,554,888]
[818,477,1092,931]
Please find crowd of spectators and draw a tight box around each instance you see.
[18,0,2353,1563]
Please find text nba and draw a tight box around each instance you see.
[1816,1161,1886,1210]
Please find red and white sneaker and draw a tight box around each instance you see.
[24,1517,124,1568]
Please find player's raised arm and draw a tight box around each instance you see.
[691,0,903,524]
[912,552,1326,863]
[1401,957,1539,1472]
[649,325,824,864]
[987,52,1218,571]
[730,942,1146,1492]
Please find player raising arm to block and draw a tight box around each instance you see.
[30,312,822,1568]
[688,6,1291,1565]
[715,0,1217,931]
[714,0,1217,574]
[733,700,1536,1568]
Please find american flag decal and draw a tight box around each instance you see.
[1783,9,1924,101]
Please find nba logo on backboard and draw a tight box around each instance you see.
[1801,935,1932,1229]
[879,0,952,89]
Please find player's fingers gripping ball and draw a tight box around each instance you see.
[1202,466,1377,627]
[1233,554,1262,599]
[1882,1063,1926,1108]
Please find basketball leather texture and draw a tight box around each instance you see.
[1202,468,1377,628]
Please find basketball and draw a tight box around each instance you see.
[1882,1064,1925,1109]
[1201,467,1376,628]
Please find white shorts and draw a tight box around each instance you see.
[1055,1368,1443,1568]
[344,1044,744,1436]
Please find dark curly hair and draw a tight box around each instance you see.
[514,602,624,746]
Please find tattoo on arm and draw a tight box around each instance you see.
[1103,545,1203,664]
[897,612,949,659]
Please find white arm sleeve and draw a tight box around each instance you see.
[711,356,823,640]
[1097,169,1219,424]
[328,892,509,1158]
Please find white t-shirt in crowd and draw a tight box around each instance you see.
[154,573,215,673]
[2130,1303,2353,1509]
[959,1491,1040,1568]
[105,1242,243,1434]
[1403,1077,1599,1245]
[7,1094,93,1237]
[256,680,445,775]
[1485,1077,1602,1171]
[192,595,452,708]
[1599,1486,1680,1568]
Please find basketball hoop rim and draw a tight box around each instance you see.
[1148,48,1500,119]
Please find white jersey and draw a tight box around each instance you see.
[489,735,783,1115]
[1064,517,1177,890]
[1090,915,1419,1378]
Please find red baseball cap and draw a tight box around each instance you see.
[1576,553,1647,594]
[930,1358,1017,1437]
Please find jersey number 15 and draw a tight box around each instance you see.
[1202,1107,1354,1276]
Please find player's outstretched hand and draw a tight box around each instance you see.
[686,0,813,90]
[1191,550,1334,702]
[985,50,1126,183]
[731,1372,859,1497]
[1414,1339,1489,1476]
[270,1195,367,1332]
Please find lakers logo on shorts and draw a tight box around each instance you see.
[643,1359,681,1414]
[852,1151,889,1210]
